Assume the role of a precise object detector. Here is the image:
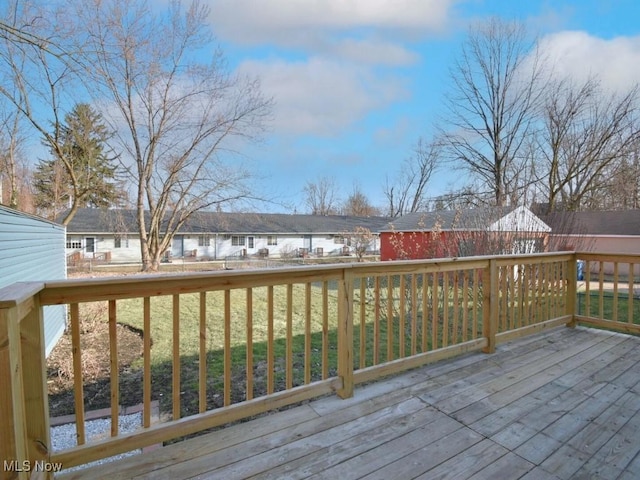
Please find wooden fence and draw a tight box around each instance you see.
[2,251,639,478]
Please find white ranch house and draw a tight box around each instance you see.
[63,209,390,263]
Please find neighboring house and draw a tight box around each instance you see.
[543,210,640,275]
[380,206,551,261]
[62,208,390,263]
[543,210,640,253]
[0,205,66,356]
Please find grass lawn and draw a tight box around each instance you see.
[106,279,485,416]
[577,291,640,323]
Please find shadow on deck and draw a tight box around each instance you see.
[58,326,640,480]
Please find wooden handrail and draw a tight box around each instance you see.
[7,251,628,477]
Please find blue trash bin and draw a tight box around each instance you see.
[577,260,584,281]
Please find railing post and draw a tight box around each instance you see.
[336,269,354,399]
[483,259,498,354]
[0,286,51,480]
[21,296,52,472]
[0,304,29,480]
[566,254,578,327]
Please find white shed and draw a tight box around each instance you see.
[0,205,67,356]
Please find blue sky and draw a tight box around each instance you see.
[203,0,640,214]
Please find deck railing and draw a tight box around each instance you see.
[2,251,639,479]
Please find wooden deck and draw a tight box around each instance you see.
[58,326,640,480]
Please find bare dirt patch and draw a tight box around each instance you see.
[47,305,145,417]
[47,271,146,417]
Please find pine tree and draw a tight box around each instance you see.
[34,104,122,222]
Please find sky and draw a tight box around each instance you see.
[202,0,640,214]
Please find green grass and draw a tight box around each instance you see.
[577,291,640,324]
[103,280,487,416]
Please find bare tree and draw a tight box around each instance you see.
[441,17,544,207]
[383,137,439,217]
[0,0,94,224]
[606,144,640,210]
[342,226,375,261]
[303,176,340,215]
[535,77,640,213]
[0,107,24,209]
[75,0,271,271]
[342,184,379,216]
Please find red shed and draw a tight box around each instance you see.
[380,206,551,261]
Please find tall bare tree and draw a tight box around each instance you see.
[441,17,544,207]
[536,77,640,213]
[606,144,640,210]
[0,107,24,209]
[0,0,93,224]
[75,0,271,270]
[303,176,340,215]
[342,184,378,216]
[383,137,439,217]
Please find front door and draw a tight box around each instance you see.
[247,236,255,250]
[172,235,184,257]
[85,237,95,254]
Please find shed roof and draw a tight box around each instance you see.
[382,207,518,232]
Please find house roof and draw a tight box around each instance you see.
[542,210,640,236]
[61,208,391,235]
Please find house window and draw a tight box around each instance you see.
[198,235,211,247]
[267,235,278,246]
[114,235,128,249]
[334,235,345,244]
[231,235,246,246]
[66,238,82,249]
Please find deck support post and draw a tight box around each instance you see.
[336,270,354,399]
[483,259,498,354]
[566,254,578,327]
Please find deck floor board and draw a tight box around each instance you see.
[56,326,640,480]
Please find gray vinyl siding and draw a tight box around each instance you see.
[0,206,67,356]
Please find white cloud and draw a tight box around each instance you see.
[539,31,640,92]
[208,0,456,46]
[237,57,409,136]
[205,0,452,137]
[327,37,419,66]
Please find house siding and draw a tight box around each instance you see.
[0,206,66,356]
[549,234,640,276]
[62,209,388,263]
[67,232,373,263]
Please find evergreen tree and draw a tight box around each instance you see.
[34,104,122,222]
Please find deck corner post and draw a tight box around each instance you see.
[482,259,498,354]
[566,254,578,328]
[336,270,354,399]
[0,304,28,480]
[0,293,51,480]
[21,297,52,473]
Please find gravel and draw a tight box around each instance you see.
[51,412,143,473]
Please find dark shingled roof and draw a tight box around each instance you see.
[541,210,640,236]
[382,207,517,232]
[61,208,391,234]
